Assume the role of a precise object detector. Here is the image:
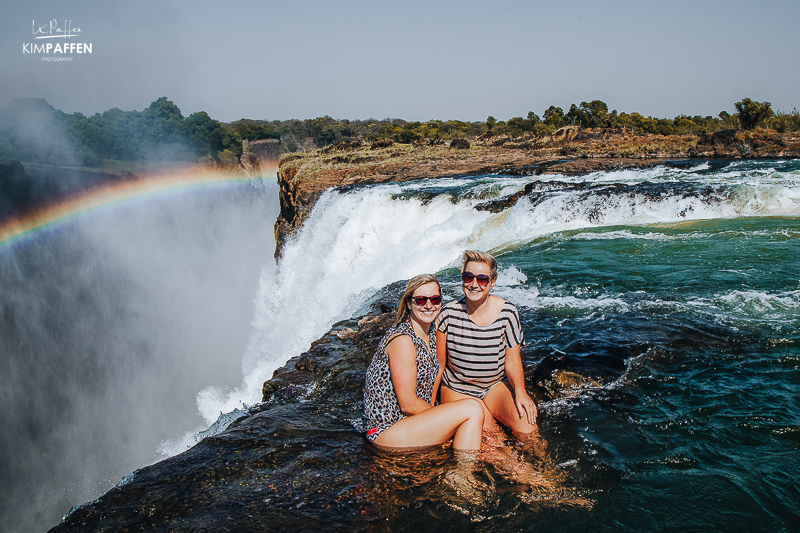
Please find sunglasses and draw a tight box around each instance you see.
[412,295,442,306]
[461,271,492,287]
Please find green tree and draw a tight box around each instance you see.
[734,98,774,130]
[543,106,565,128]
[581,100,609,127]
[184,111,235,160]
[305,116,338,147]
[565,104,586,126]
[506,117,527,137]
[142,97,187,155]
[672,115,696,134]
[768,108,800,133]
[485,116,496,134]
[227,119,281,141]
[565,100,609,127]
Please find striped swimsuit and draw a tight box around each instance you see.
[437,298,524,399]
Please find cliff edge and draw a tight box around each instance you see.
[273,127,799,256]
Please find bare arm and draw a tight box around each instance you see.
[387,336,434,415]
[430,330,448,404]
[504,344,537,425]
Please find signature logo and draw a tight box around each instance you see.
[32,19,83,39]
[23,19,93,61]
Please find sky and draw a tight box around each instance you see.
[2,0,799,123]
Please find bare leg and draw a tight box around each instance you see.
[440,386,500,432]
[483,381,537,435]
[374,398,484,451]
[443,449,497,505]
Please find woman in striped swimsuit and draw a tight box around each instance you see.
[437,251,537,435]
[363,274,485,451]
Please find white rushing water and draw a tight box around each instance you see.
[194,163,800,428]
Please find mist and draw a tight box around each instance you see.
[0,177,278,532]
[0,99,80,168]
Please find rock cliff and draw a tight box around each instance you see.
[273,127,800,256]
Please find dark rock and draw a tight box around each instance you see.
[329,369,366,393]
[371,139,394,149]
[250,138,281,163]
[261,310,394,403]
[0,160,27,183]
[0,161,33,216]
[449,138,470,150]
[696,129,758,158]
[550,126,581,143]
[321,139,363,153]
[354,313,395,344]
[474,188,528,212]
[540,369,601,398]
[492,137,509,147]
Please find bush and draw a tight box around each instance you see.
[767,109,800,133]
[735,98,774,130]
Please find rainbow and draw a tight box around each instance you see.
[0,166,274,249]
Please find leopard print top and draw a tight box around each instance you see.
[363,321,439,440]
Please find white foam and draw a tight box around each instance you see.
[495,265,528,286]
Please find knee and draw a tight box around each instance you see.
[508,417,535,434]
[461,398,485,424]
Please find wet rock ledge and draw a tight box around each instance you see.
[273,128,800,256]
[52,297,642,531]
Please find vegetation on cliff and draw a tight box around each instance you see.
[234,97,800,154]
[2,96,796,170]
[0,97,241,168]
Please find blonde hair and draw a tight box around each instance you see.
[461,250,498,280]
[393,274,441,326]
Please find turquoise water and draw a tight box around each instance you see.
[19,159,800,531]
[489,215,800,530]
[292,158,800,530]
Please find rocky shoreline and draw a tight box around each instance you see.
[273,127,800,256]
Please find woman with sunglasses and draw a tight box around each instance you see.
[437,251,537,435]
[363,274,485,450]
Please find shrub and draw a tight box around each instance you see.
[735,98,774,130]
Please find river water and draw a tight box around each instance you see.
[3,160,799,531]
[243,158,799,531]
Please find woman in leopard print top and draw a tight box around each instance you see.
[362,274,484,451]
